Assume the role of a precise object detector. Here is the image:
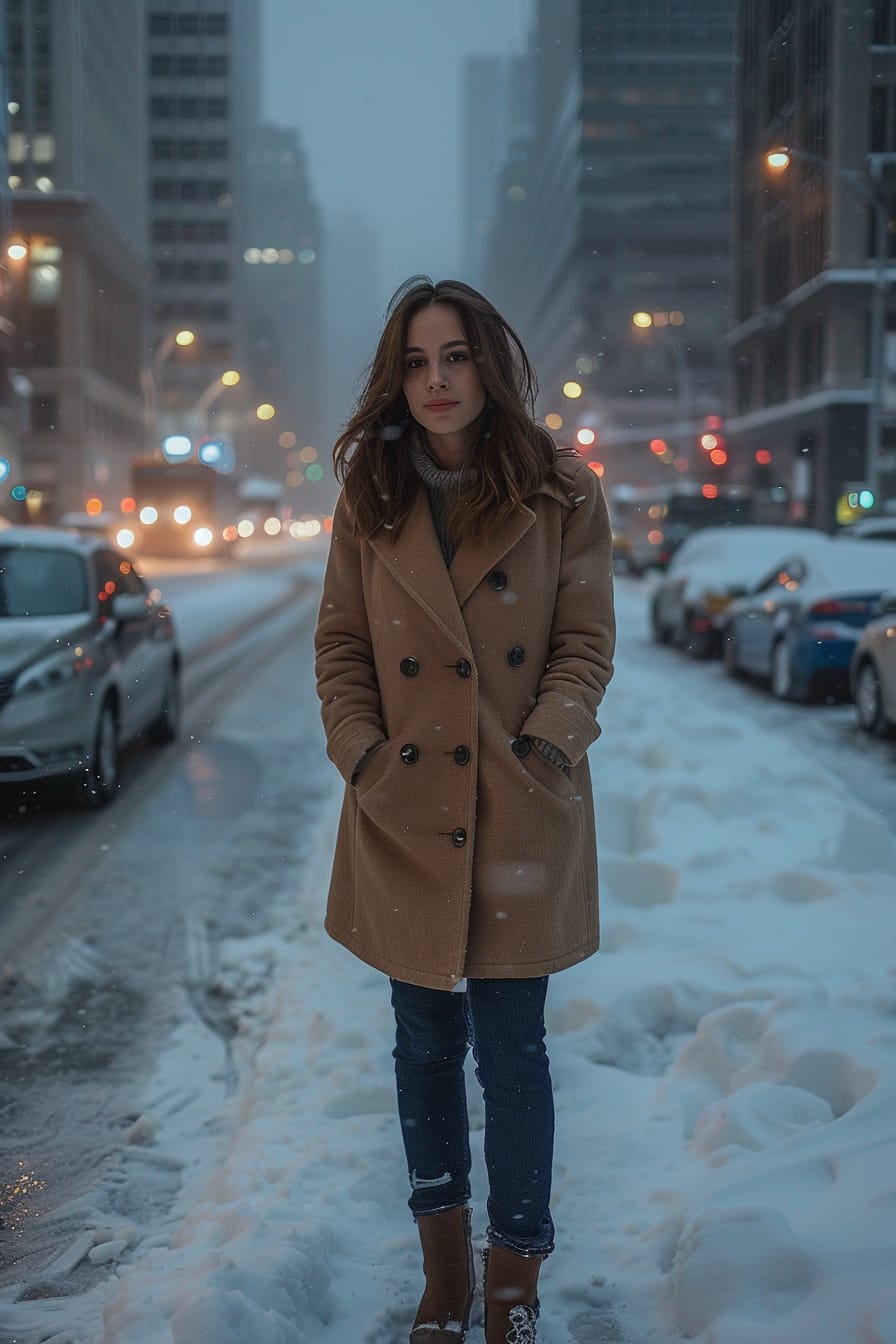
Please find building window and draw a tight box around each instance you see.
[149,11,229,38]
[872,0,896,45]
[764,337,788,405]
[736,356,753,413]
[798,317,824,390]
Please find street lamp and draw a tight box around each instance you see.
[765,145,888,503]
[140,327,197,444]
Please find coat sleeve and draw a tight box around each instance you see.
[314,492,387,785]
[519,463,616,766]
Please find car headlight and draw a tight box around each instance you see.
[13,649,88,697]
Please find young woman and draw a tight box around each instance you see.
[314,278,615,1343]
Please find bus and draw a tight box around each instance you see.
[610,482,753,574]
[130,458,238,559]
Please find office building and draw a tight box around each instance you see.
[5,0,147,520]
[481,0,737,489]
[146,0,262,464]
[727,0,896,527]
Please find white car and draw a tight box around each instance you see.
[650,525,825,658]
[850,592,896,736]
[0,527,181,805]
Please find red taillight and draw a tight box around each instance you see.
[809,600,869,618]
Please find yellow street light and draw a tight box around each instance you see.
[221,369,241,386]
[174,329,196,347]
[765,149,791,171]
[562,381,583,400]
[256,403,276,421]
[632,311,653,329]
[545,412,563,430]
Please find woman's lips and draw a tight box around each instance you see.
[424,401,459,411]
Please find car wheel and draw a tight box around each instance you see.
[854,658,890,737]
[722,628,745,679]
[147,662,182,744]
[76,699,119,808]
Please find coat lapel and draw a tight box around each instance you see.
[367,470,572,638]
[368,485,472,654]
[449,503,536,609]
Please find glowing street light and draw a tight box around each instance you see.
[256,403,276,421]
[562,381,583,400]
[632,311,653,329]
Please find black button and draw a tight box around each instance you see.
[510,737,530,758]
[488,570,507,591]
[451,827,467,847]
[453,745,470,765]
[507,645,526,668]
[400,657,419,677]
[455,659,472,678]
[400,743,419,764]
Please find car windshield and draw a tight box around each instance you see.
[0,546,90,617]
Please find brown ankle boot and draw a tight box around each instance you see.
[483,1245,543,1343]
[409,1205,475,1343]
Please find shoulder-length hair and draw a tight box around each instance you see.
[333,276,563,542]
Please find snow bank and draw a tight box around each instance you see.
[3,578,895,1344]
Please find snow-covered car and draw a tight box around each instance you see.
[721,536,896,701]
[650,524,824,658]
[0,527,181,805]
[850,591,896,736]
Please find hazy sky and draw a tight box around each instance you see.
[261,0,532,301]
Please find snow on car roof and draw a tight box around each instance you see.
[667,525,828,587]
[801,539,896,595]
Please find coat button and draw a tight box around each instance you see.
[453,745,470,765]
[400,743,419,764]
[507,645,526,668]
[455,658,472,678]
[400,657,419,677]
[451,827,467,847]
[487,569,507,591]
[510,737,530,758]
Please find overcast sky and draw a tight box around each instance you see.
[261,0,532,301]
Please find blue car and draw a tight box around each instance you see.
[720,536,896,701]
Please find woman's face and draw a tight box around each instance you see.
[402,303,487,458]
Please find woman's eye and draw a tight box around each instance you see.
[448,351,467,363]
[406,358,424,370]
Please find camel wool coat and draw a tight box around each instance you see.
[314,453,615,990]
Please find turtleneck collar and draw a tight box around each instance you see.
[409,433,477,494]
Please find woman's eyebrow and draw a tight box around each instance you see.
[405,340,470,354]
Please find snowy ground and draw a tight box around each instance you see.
[1,572,895,1344]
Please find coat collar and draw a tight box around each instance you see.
[366,468,576,647]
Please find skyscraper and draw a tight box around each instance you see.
[481,0,737,487]
[5,0,147,519]
[146,0,261,461]
[727,0,896,527]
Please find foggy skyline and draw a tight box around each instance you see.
[261,0,532,305]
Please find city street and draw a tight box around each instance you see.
[0,562,894,1344]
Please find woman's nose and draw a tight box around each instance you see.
[427,363,448,389]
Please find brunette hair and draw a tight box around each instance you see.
[332,276,564,542]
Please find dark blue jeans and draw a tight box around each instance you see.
[390,976,555,1257]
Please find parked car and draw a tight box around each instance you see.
[650,524,824,658]
[720,537,896,701]
[838,517,896,543]
[0,527,181,806]
[850,591,896,736]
